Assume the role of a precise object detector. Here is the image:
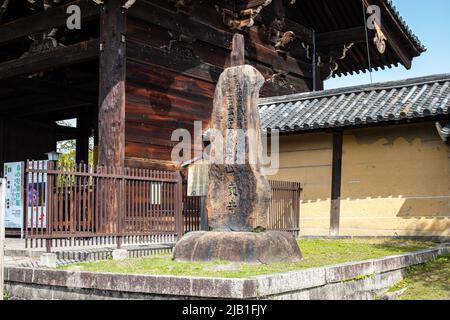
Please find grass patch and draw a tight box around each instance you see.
[388,254,450,300]
[61,238,435,278]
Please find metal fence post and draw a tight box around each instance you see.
[1,178,6,300]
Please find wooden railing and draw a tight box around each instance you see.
[182,182,202,233]
[25,161,183,249]
[268,181,302,238]
[183,181,302,237]
[23,161,301,250]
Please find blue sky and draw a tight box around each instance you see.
[325,0,450,89]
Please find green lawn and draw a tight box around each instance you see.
[388,254,450,300]
[61,238,436,278]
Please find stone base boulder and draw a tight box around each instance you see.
[173,231,302,264]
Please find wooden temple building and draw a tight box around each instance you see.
[2,0,442,242]
[0,0,424,171]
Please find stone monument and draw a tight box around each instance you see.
[173,34,302,264]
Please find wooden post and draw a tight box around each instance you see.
[0,178,6,300]
[230,33,245,67]
[76,115,90,165]
[330,131,343,237]
[98,1,126,168]
[200,196,208,231]
[93,106,99,166]
[175,172,184,240]
[0,118,4,172]
[98,2,126,235]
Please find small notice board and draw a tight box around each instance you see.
[187,161,209,197]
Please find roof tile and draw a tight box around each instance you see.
[259,74,450,133]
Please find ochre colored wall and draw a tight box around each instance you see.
[271,133,332,236]
[273,122,450,237]
[340,123,450,237]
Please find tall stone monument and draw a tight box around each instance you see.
[173,34,302,264]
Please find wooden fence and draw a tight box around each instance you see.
[22,161,301,250]
[1,178,6,300]
[182,181,302,237]
[182,182,202,233]
[25,161,183,249]
[268,180,302,238]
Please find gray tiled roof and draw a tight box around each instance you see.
[259,74,450,133]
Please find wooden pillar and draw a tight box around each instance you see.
[330,131,343,237]
[230,33,245,67]
[76,115,90,165]
[0,118,4,172]
[98,2,126,240]
[92,104,99,166]
[200,196,208,231]
[0,178,5,300]
[98,1,126,168]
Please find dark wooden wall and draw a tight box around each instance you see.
[0,118,56,172]
[125,0,319,170]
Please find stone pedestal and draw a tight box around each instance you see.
[173,231,302,264]
[112,249,128,260]
[40,253,57,268]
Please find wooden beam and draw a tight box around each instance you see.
[98,1,126,168]
[230,33,245,67]
[0,39,99,81]
[0,0,100,45]
[56,125,81,140]
[0,95,93,117]
[128,1,312,79]
[0,118,4,167]
[30,108,90,123]
[76,115,90,164]
[215,0,269,11]
[0,178,5,300]
[363,0,413,69]
[316,27,369,48]
[282,18,314,42]
[1,78,97,103]
[1,117,79,140]
[330,131,343,237]
[379,26,412,69]
[127,40,223,84]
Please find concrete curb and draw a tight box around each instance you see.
[4,244,449,300]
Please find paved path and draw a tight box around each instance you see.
[4,255,39,267]
[4,237,175,267]
[4,238,41,267]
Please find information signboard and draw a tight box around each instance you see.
[187,161,209,197]
[3,161,49,234]
[3,162,24,233]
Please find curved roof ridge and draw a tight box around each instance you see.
[259,73,450,133]
[259,73,450,106]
